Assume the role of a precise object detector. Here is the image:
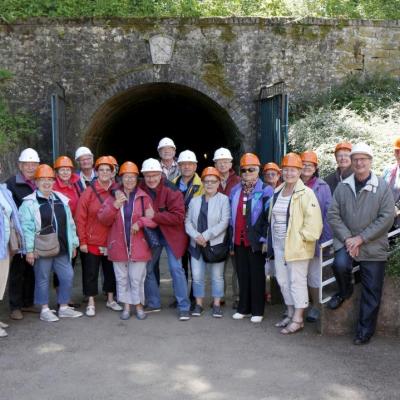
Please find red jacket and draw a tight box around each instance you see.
[53,174,81,217]
[75,180,115,247]
[97,188,157,262]
[140,178,188,259]
[218,169,241,197]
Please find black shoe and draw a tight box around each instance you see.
[232,300,239,310]
[191,304,203,317]
[327,294,345,310]
[353,336,370,345]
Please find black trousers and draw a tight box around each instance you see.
[234,244,266,317]
[332,247,385,339]
[8,254,35,310]
[82,252,116,297]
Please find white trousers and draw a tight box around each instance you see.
[113,261,146,305]
[0,254,10,300]
[273,242,310,309]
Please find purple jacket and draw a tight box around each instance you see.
[311,178,333,247]
[230,178,273,252]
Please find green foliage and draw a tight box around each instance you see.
[289,75,400,177]
[0,0,400,20]
[387,237,400,277]
[0,70,38,153]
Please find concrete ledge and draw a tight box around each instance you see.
[320,276,400,337]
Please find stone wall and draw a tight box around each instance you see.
[0,17,399,169]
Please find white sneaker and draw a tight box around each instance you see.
[59,306,83,318]
[106,301,123,311]
[232,312,251,320]
[40,309,59,322]
[0,321,9,329]
[86,305,96,317]
[0,327,8,337]
[250,316,264,323]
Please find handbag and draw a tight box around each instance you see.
[0,205,21,256]
[8,218,21,256]
[34,198,60,258]
[140,197,161,249]
[201,233,230,263]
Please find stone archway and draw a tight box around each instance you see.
[83,79,246,170]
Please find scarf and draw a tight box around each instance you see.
[241,179,257,196]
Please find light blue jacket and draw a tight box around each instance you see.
[19,191,79,260]
[0,184,25,259]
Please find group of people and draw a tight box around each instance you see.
[0,136,397,345]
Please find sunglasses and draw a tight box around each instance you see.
[240,167,257,174]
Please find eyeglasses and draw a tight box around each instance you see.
[264,172,278,177]
[98,168,111,173]
[203,180,219,185]
[352,157,370,164]
[240,167,257,174]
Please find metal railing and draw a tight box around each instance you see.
[319,225,400,304]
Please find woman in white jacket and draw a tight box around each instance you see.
[185,167,230,318]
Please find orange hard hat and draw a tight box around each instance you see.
[335,142,352,153]
[281,153,303,169]
[107,155,118,166]
[54,156,74,170]
[394,137,400,150]
[201,167,221,181]
[95,156,115,171]
[240,153,261,167]
[34,164,55,179]
[300,151,318,165]
[119,161,139,176]
[263,162,281,173]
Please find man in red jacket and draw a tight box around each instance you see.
[140,158,190,321]
[214,147,241,309]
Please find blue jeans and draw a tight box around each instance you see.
[34,254,73,305]
[191,255,224,299]
[144,238,189,312]
[332,247,385,339]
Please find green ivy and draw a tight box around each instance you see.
[387,237,400,277]
[0,0,400,20]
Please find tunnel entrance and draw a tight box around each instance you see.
[85,83,243,171]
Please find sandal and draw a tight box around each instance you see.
[275,317,291,328]
[280,320,304,335]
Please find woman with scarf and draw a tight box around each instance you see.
[98,162,157,320]
[0,162,25,337]
[300,151,332,323]
[230,153,273,323]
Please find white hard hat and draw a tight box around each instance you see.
[141,158,163,173]
[213,147,233,161]
[18,148,40,163]
[75,146,93,161]
[350,143,373,158]
[157,137,176,150]
[177,150,197,163]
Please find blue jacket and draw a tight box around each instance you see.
[19,191,79,260]
[230,178,273,252]
[0,184,25,259]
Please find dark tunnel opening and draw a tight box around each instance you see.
[85,83,243,172]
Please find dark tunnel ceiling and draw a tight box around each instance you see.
[87,83,243,171]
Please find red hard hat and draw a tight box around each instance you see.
[300,151,318,165]
[263,162,281,173]
[240,153,261,167]
[95,156,115,171]
[54,156,74,170]
[335,142,352,153]
[34,164,55,179]
[281,153,303,169]
[201,167,221,180]
[119,161,139,176]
